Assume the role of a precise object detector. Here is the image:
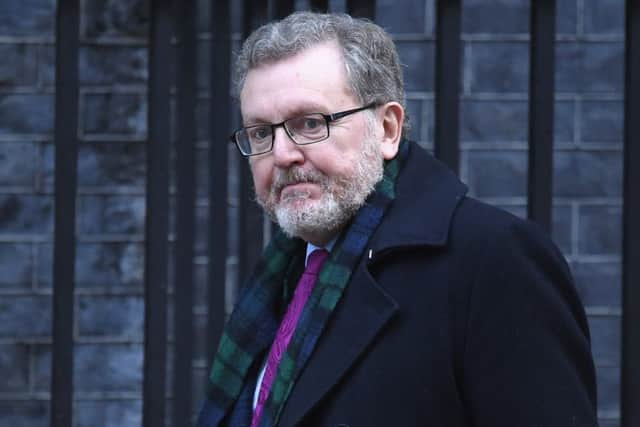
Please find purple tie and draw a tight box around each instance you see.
[251,249,329,427]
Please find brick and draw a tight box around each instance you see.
[82,0,149,39]
[461,100,572,144]
[39,142,53,192]
[556,0,578,35]
[0,44,38,86]
[31,344,50,392]
[0,194,53,234]
[227,203,240,255]
[376,0,427,34]
[35,243,51,287]
[0,401,48,427]
[584,0,625,35]
[581,101,623,144]
[197,0,210,33]
[75,242,144,288]
[195,97,208,142]
[466,42,529,93]
[551,204,572,254]
[465,150,527,198]
[588,316,621,367]
[0,142,37,187]
[460,100,527,142]
[396,41,434,92]
[0,0,54,37]
[554,101,575,143]
[556,42,624,94]
[0,243,33,289]
[193,312,208,362]
[196,205,209,257]
[75,400,142,427]
[424,99,435,143]
[193,263,208,310]
[74,344,144,392]
[33,343,144,392]
[404,99,423,142]
[578,205,622,255]
[596,366,620,419]
[78,296,144,338]
[37,44,55,86]
[0,94,54,135]
[37,242,145,289]
[196,40,209,90]
[80,46,148,85]
[0,295,52,338]
[571,261,621,308]
[77,142,146,188]
[553,151,623,197]
[77,195,145,235]
[196,146,210,197]
[0,343,29,392]
[50,140,139,190]
[461,0,528,34]
[83,93,147,137]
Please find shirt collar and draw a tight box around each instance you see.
[305,237,337,266]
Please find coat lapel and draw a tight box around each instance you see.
[278,264,398,426]
[278,143,469,425]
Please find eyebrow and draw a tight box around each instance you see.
[243,102,329,126]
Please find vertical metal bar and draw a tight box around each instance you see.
[527,0,556,233]
[208,0,231,359]
[50,1,79,426]
[434,0,462,173]
[622,1,640,426]
[274,0,295,19]
[238,0,269,285]
[143,0,171,425]
[310,0,329,13]
[346,0,376,19]
[173,0,197,424]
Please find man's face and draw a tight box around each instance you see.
[239,42,385,245]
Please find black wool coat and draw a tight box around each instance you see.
[274,141,598,426]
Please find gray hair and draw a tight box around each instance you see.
[235,11,409,135]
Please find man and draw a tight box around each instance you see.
[198,11,597,427]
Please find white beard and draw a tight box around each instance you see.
[257,135,384,240]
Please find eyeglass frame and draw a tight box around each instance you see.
[230,102,378,157]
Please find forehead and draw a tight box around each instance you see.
[240,42,357,122]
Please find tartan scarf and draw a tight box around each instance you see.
[199,140,409,427]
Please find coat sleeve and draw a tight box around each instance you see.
[460,219,598,427]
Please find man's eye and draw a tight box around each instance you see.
[250,127,270,141]
[303,117,322,129]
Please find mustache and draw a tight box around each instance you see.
[271,167,328,194]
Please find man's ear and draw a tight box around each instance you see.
[377,102,404,160]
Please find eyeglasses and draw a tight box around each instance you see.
[230,103,377,157]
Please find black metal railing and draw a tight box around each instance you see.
[51,1,79,426]
[48,1,639,426]
[622,2,640,427]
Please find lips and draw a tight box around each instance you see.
[279,181,317,201]
[269,166,329,205]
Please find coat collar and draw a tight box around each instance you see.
[369,141,468,254]
[277,141,467,425]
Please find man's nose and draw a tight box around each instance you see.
[271,126,304,168]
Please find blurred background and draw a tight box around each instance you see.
[0,0,634,426]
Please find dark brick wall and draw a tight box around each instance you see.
[0,0,625,426]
